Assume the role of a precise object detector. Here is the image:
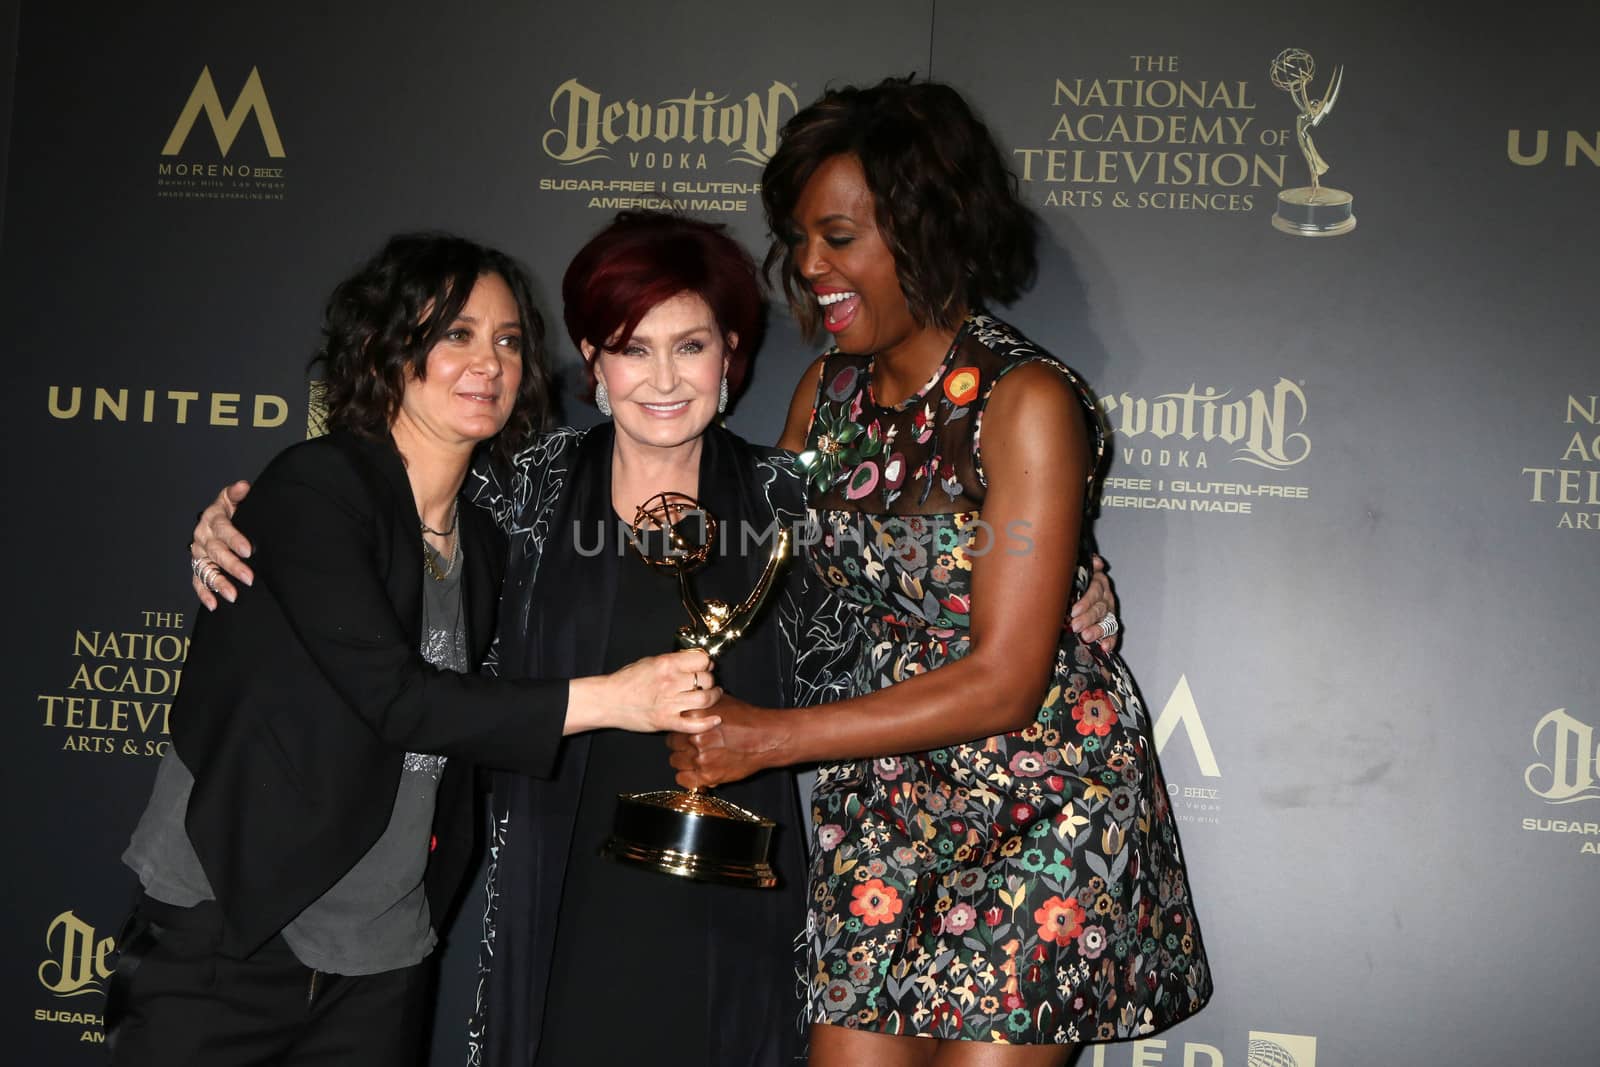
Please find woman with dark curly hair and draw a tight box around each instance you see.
[110,233,721,1067]
[669,78,1212,1066]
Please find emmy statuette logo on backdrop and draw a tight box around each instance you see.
[1268,49,1355,236]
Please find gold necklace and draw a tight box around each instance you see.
[420,500,460,581]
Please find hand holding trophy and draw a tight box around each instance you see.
[601,491,791,887]
[1270,47,1357,236]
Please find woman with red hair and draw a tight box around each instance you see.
[461,212,843,1067]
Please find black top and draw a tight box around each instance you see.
[536,519,732,1064]
[169,430,568,955]
[473,425,820,1067]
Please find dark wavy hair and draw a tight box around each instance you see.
[760,77,1037,339]
[562,211,764,407]
[314,233,552,462]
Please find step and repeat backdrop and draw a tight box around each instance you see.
[2,2,1594,1064]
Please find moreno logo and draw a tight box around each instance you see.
[161,66,285,158]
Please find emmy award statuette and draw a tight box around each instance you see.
[1270,47,1356,237]
[601,491,791,888]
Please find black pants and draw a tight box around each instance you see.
[105,896,435,1067]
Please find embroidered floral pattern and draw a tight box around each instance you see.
[943,366,981,406]
[800,317,1211,1045]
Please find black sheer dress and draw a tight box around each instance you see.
[536,518,764,1065]
[469,425,842,1067]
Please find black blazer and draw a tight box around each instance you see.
[173,430,565,956]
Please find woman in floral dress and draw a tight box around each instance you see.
[669,79,1212,1066]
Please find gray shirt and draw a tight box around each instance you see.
[123,543,470,975]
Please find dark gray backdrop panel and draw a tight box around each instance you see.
[0,1,930,1063]
[4,2,1596,1066]
[934,4,1599,1067]
[0,0,16,239]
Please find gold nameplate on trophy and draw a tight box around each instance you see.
[1270,47,1357,237]
[601,491,791,888]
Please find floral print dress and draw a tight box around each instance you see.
[797,315,1212,1045]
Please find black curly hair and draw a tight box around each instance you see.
[761,77,1038,340]
[314,233,552,462]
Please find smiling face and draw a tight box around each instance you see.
[585,290,732,459]
[391,271,525,453]
[789,153,948,364]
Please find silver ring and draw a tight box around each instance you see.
[191,557,219,590]
[1099,611,1120,639]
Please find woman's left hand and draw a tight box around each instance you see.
[665,692,785,789]
[1068,554,1121,651]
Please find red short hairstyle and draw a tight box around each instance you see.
[562,212,764,404]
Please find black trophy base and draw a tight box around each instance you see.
[602,789,777,888]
